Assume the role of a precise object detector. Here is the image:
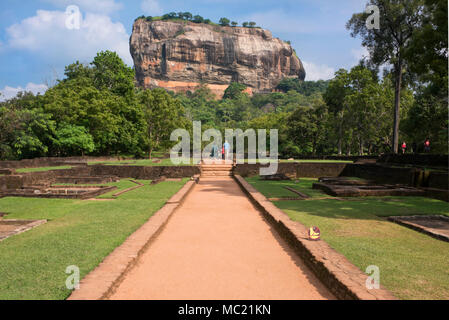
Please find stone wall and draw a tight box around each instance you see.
[89,165,200,180]
[0,156,122,169]
[297,163,347,178]
[234,162,347,178]
[378,154,448,167]
[428,171,449,189]
[340,164,448,190]
[0,165,199,191]
[340,164,416,185]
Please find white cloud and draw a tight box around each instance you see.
[42,0,123,14]
[302,61,335,81]
[0,83,48,101]
[141,0,163,16]
[5,9,132,65]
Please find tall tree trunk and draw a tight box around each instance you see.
[359,135,363,156]
[338,121,343,155]
[148,128,153,159]
[392,58,403,154]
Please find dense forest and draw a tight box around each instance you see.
[0,0,447,160]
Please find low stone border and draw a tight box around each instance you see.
[283,186,309,198]
[112,180,144,197]
[68,178,198,300]
[388,215,449,242]
[234,175,396,300]
[0,219,47,242]
[0,185,117,200]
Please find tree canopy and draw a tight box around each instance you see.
[1,1,447,160]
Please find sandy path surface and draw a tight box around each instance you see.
[110,177,334,300]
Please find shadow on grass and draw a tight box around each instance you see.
[274,196,449,221]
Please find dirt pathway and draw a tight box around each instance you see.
[110,177,334,300]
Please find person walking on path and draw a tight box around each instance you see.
[401,141,407,154]
[210,144,219,160]
[224,140,230,160]
[424,138,431,153]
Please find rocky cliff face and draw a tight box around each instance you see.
[130,19,306,97]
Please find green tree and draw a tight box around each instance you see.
[242,22,249,27]
[231,21,238,27]
[43,54,147,157]
[139,88,187,158]
[219,17,230,26]
[90,50,135,96]
[0,92,55,159]
[406,0,447,92]
[402,0,448,152]
[247,112,290,156]
[402,86,448,153]
[193,15,204,23]
[287,99,329,155]
[223,82,247,100]
[347,0,424,153]
[54,124,95,156]
[249,21,257,28]
[277,79,329,96]
[183,12,193,20]
[64,61,93,81]
[343,66,390,155]
[323,69,352,154]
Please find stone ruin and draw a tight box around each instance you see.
[1,185,117,200]
[388,215,449,242]
[260,173,291,181]
[0,165,119,200]
[313,177,426,197]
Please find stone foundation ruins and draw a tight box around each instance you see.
[313,177,426,198]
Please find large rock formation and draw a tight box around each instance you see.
[130,19,306,97]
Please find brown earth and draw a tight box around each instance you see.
[110,177,333,300]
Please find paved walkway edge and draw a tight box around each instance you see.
[234,175,397,300]
[68,178,198,300]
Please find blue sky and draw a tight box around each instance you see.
[0,0,369,100]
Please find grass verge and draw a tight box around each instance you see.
[246,176,449,299]
[246,176,330,199]
[0,178,188,299]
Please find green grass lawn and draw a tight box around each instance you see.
[246,176,330,199]
[247,176,449,300]
[15,166,72,173]
[0,178,188,300]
